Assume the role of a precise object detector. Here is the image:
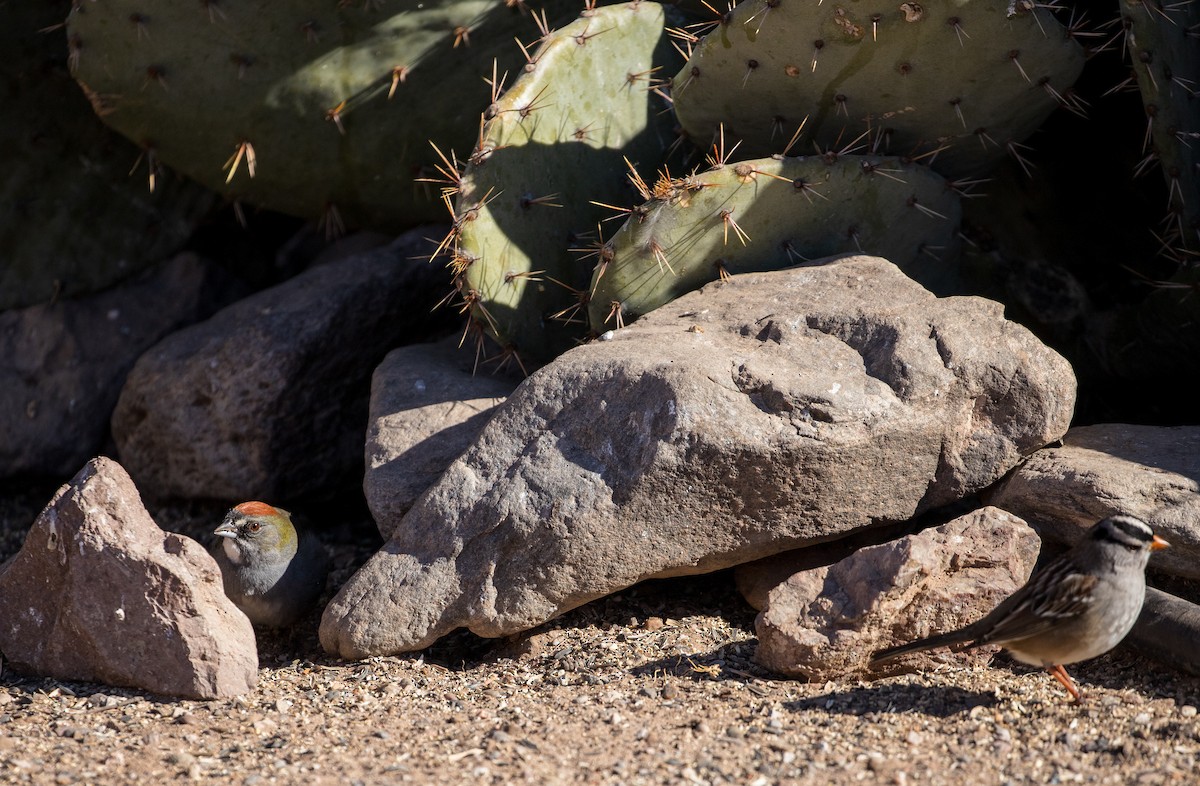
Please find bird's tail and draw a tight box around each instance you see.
[869,629,977,666]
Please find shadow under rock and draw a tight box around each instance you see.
[420,570,760,672]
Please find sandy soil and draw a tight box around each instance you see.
[2,484,1199,785]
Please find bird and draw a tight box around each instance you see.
[870,514,1169,701]
[210,501,331,628]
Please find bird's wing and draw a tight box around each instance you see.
[973,557,1098,646]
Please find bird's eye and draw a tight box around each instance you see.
[247,521,262,533]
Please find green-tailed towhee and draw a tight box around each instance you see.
[211,501,330,628]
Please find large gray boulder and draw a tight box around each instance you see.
[0,458,257,699]
[0,253,242,479]
[321,256,1076,658]
[989,423,1200,580]
[365,338,517,538]
[111,230,453,502]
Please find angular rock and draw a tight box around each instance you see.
[366,338,518,538]
[112,229,455,502]
[755,507,1041,680]
[0,253,243,479]
[321,255,1075,657]
[989,423,1200,580]
[0,457,257,699]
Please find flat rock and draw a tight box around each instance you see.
[0,253,242,479]
[365,338,517,538]
[111,229,454,502]
[755,507,1041,680]
[0,457,257,699]
[1128,588,1200,676]
[988,423,1200,580]
[321,256,1074,658]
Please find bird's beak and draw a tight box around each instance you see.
[214,520,239,538]
[1151,535,1170,551]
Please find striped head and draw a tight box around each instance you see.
[214,501,298,566]
[1091,514,1169,559]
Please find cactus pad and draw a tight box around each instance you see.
[1122,0,1200,251]
[670,0,1086,177]
[66,0,578,230]
[587,153,963,331]
[454,0,681,362]
[2,0,214,310]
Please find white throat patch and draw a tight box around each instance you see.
[222,538,243,565]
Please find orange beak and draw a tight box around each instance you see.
[1151,534,1170,551]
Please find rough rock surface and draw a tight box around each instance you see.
[735,544,861,613]
[111,230,454,502]
[989,423,1200,580]
[321,256,1075,658]
[734,527,921,612]
[0,253,242,479]
[365,338,518,538]
[0,457,257,699]
[755,507,1041,680]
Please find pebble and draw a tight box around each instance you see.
[166,752,197,769]
[1179,706,1197,718]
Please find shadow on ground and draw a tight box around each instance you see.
[787,683,997,719]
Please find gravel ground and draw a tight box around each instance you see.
[2,483,1199,785]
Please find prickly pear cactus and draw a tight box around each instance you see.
[453,1,681,362]
[587,154,963,332]
[65,0,578,231]
[1122,0,1200,251]
[671,0,1086,177]
[1,0,215,311]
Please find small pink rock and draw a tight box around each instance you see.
[0,457,257,698]
[754,507,1041,681]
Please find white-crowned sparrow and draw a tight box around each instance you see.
[211,501,331,628]
[870,514,1169,701]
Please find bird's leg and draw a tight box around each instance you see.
[1047,664,1082,702]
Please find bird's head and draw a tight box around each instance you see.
[214,501,298,566]
[1092,514,1169,556]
